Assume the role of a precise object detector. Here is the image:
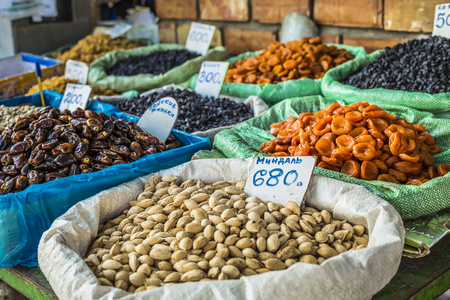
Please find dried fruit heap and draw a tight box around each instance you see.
[0,107,182,195]
[225,37,355,85]
[114,89,253,133]
[53,34,144,64]
[343,36,450,94]
[26,76,116,97]
[106,49,200,77]
[86,175,368,293]
[260,101,450,185]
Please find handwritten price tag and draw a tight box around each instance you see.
[137,97,179,142]
[59,84,92,112]
[185,22,215,55]
[64,60,89,84]
[194,61,229,98]
[433,3,450,38]
[105,23,132,39]
[244,156,316,206]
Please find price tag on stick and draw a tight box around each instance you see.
[195,61,229,98]
[185,22,215,55]
[433,3,450,38]
[59,84,92,112]
[105,23,132,39]
[64,60,89,84]
[244,156,316,207]
[137,97,179,142]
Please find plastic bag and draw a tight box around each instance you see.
[88,44,229,92]
[38,158,404,300]
[213,96,450,220]
[321,50,450,113]
[93,84,269,143]
[189,45,366,106]
[0,91,210,268]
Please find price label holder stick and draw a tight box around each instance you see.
[244,156,317,208]
[59,84,92,112]
[194,61,229,98]
[137,97,179,143]
[65,60,89,84]
[105,23,133,39]
[185,22,215,56]
[433,3,450,38]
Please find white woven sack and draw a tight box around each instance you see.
[38,158,404,300]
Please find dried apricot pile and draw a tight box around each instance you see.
[225,37,355,85]
[259,101,450,185]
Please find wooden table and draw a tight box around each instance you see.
[0,236,448,300]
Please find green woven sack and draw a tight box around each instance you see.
[189,44,366,106]
[213,96,450,220]
[88,44,229,92]
[322,50,450,113]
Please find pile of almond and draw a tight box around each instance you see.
[84,174,369,293]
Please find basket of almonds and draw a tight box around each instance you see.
[38,158,404,300]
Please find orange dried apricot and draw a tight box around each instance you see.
[361,161,378,180]
[335,135,356,151]
[377,174,399,184]
[437,163,450,176]
[315,138,335,156]
[331,116,353,135]
[341,160,361,178]
[352,143,376,161]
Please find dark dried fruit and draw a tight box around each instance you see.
[106,49,200,76]
[114,88,254,133]
[0,106,181,195]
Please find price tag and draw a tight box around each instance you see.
[105,23,132,39]
[185,22,215,55]
[194,61,229,98]
[137,97,178,142]
[64,60,89,84]
[244,156,316,206]
[433,3,450,38]
[59,84,92,112]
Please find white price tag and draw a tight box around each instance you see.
[433,3,450,38]
[137,97,179,142]
[64,60,89,84]
[244,156,316,206]
[194,61,229,98]
[105,23,132,39]
[185,22,215,55]
[59,84,92,112]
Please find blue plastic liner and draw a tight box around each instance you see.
[0,91,210,268]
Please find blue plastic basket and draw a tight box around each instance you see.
[0,91,210,267]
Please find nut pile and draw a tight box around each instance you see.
[106,49,200,76]
[0,105,40,132]
[85,175,369,293]
[0,107,182,194]
[259,101,450,185]
[226,37,355,85]
[343,36,450,94]
[26,76,116,97]
[53,34,145,64]
[114,89,254,133]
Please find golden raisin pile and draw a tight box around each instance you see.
[259,101,450,185]
[26,76,116,97]
[53,33,144,64]
[225,37,355,85]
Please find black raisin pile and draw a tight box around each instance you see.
[343,36,450,94]
[115,89,254,133]
[106,49,200,76]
